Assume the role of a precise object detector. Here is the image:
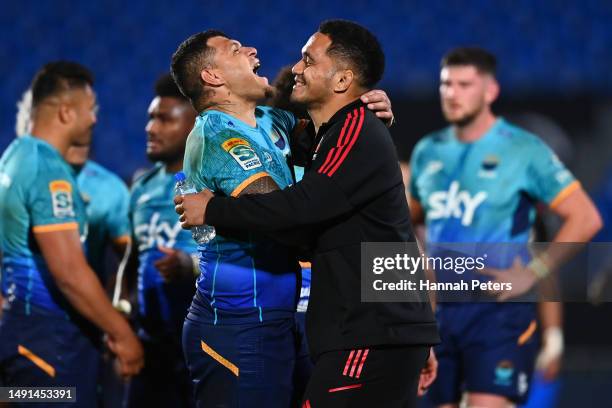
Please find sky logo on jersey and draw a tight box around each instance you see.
[425,160,444,175]
[134,212,182,251]
[49,180,75,218]
[221,138,262,171]
[428,181,487,226]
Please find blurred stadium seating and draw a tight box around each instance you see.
[1,0,612,179]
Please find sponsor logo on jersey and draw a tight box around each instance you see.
[479,155,499,179]
[135,212,183,251]
[428,181,487,226]
[221,138,262,171]
[49,180,75,218]
[425,160,444,175]
[493,360,514,386]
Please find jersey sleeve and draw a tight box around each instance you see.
[186,127,272,197]
[525,137,578,208]
[106,179,130,241]
[28,162,79,232]
[408,139,427,203]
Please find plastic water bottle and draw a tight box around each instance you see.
[174,172,216,244]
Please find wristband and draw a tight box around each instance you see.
[528,256,550,280]
[536,327,564,370]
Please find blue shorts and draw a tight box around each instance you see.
[182,292,297,408]
[428,303,538,405]
[0,300,100,408]
[292,312,314,406]
[124,330,194,408]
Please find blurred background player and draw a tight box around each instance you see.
[118,73,198,408]
[408,47,601,407]
[15,88,131,282]
[0,61,143,407]
[14,87,132,408]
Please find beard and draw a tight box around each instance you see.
[444,102,485,127]
[146,148,183,165]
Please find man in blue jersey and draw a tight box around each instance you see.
[170,30,394,407]
[408,47,602,407]
[0,61,143,407]
[120,74,198,408]
[66,145,131,281]
[14,89,131,286]
[15,88,132,407]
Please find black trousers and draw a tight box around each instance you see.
[301,345,429,408]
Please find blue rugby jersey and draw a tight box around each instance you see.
[183,106,300,322]
[129,164,199,335]
[76,160,130,283]
[0,136,87,314]
[411,118,577,273]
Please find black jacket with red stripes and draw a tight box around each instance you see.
[206,99,440,357]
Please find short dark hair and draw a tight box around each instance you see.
[170,30,227,105]
[441,47,497,75]
[31,61,94,108]
[155,73,188,101]
[318,19,385,89]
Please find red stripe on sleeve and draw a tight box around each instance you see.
[319,110,358,174]
[342,349,356,376]
[326,107,365,177]
[317,113,352,174]
[349,349,363,377]
[355,348,370,379]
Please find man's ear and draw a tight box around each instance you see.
[333,69,354,93]
[57,103,75,125]
[484,77,500,105]
[201,67,224,87]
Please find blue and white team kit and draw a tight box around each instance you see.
[410,118,578,404]
[0,136,100,407]
[125,163,199,407]
[76,159,130,282]
[181,106,304,407]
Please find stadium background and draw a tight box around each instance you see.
[1,0,612,405]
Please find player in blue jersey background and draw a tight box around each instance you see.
[14,88,133,407]
[0,61,143,407]
[66,145,131,282]
[409,48,602,408]
[118,74,198,408]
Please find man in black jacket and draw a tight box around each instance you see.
[176,20,439,407]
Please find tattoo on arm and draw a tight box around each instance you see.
[239,175,280,196]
